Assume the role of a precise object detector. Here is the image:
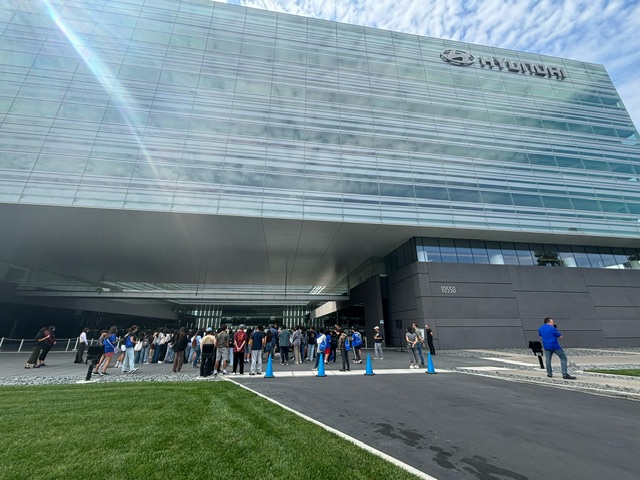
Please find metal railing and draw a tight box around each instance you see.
[0,337,101,353]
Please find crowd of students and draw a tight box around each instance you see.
[25,322,437,375]
[67,324,371,377]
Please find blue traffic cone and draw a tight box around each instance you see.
[364,353,375,375]
[316,355,327,377]
[426,352,437,374]
[264,355,274,378]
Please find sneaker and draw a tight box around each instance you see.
[563,374,576,380]
[131,368,138,373]
[312,367,317,371]
[339,369,346,372]
[122,370,130,374]
[222,370,228,375]
[249,372,255,376]
[232,372,236,376]
[547,374,553,378]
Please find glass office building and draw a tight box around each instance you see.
[1,0,639,346]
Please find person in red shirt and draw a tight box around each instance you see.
[232,325,248,375]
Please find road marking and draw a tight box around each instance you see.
[229,378,439,480]
[483,357,537,367]
[457,366,512,371]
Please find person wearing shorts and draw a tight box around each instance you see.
[95,326,118,376]
[214,325,229,375]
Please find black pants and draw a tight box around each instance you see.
[233,351,244,374]
[200,344,215,377]
[427,337,435,355]
[39,344,52,362]
[75,342,87,363]
[200,354,214,377]
[280,346,289,363]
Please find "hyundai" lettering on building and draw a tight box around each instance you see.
[440,48,567,79]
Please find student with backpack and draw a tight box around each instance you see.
[351,328,363,364]
[312,330,330,370]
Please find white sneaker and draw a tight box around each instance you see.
[131,368,138,373]
[222,370,228,375]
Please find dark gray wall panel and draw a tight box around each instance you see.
[432,297,519,319]
[436,318,523,327]
[383,262,640,348]
[437,326,525,349]
[557,331,606,348]
[521,317,602,331]
[429,282,515,298]
[588,286,640,307]
[513,292,597,318]
[388,276,419,312]
[508,266,590,293]
[427,263,512,283]
[605,338,640,347]
[595,306,640,319]
[582,268,640,287]
[600,319,640,337]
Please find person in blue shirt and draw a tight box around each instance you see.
[538,317,576,379]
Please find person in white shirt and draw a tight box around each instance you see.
[74,328,89,364]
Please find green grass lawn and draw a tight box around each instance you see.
[585,369,640,377]
[1,382,420,480]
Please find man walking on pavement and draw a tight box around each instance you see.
[425,324,436,355]
[538,317,576,379]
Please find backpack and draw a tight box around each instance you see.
[352,332,362,347]
[344,337,350,351]
[318,334,328,353]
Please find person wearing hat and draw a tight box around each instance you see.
[373,326,384,360]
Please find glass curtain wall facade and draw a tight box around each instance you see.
[1,0,639,243]
[384,237,640,274]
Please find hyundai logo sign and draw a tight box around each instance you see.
[440,49,475,66]
[440,49,566,79]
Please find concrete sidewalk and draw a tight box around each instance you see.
[1,348,639,400]
[450,348,640,400]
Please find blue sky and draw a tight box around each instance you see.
[219,0,640,131]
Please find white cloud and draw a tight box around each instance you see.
[223,0,640,130]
